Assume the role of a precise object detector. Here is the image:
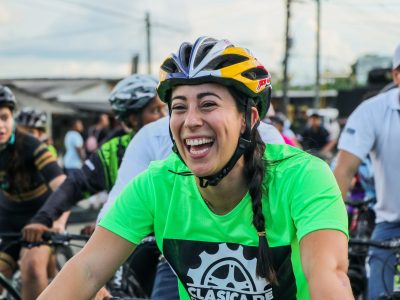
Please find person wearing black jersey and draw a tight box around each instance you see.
[23,74,166,237]
[0,86,67,300]
[23,75,166,298]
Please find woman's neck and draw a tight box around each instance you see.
[196,157,248,215]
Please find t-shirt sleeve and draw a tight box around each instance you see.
[32,141,63,182]
[99,172,155,245]
[337,101,376,160]
[289,157,349,241]
[72,132,84,147]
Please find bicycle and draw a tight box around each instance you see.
[105,235,159,300]
[0,231,89,300]
[349,237,400,300]
[345,197,376,298]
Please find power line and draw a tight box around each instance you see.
[52,0,144,22]
[0,22,138,45]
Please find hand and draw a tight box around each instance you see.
[91,286,111,300]
[80,223,96,236]
[22,223,50,243]
[51,219,66,233]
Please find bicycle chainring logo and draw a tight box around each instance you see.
[186,243,273,300]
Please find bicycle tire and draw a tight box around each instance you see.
[54,245,74,271]
[0,272,20,300]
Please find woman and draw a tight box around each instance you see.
[38,37,352,299]
[0,85,67,300]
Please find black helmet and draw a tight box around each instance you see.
[109,74,158,119]
[0,85,17,111]
[15,107,47,130]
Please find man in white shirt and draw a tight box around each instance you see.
[334,43,400,299]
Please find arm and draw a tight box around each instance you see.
[333,150,362,200]
[24,155,107,241]
[38,226,135,299]
[320,139,337,156]
[300,230,354,299]
[48,174,66,191]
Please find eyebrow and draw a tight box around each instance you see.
[171,91,222,101]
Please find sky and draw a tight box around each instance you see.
[0,0,399,85]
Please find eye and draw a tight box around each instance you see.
[171,103,186,112]
[201,101,217,109]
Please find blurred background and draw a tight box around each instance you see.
[0,0,399,153]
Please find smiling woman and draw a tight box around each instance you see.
[38,37,353,300]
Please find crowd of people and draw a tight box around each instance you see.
[0,37,399,300]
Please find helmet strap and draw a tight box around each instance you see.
[198,99,253,188]
[8,125,16,145]
[167,100,256,187]
[1,125,16,151]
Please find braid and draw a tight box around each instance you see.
[244,126,278,285]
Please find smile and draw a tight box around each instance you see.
[184,137,214,156]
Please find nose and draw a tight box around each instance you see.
[184,105,203,129]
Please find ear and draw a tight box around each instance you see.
[128,114,139,130]
[240,106,259,133]
[393,69,400,86]
[250,106,260,129]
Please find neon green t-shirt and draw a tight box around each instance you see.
[100,144,348,300]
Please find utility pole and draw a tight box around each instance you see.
[131,54,139,74]
[314,0,321,108]
[282,0,292,115]
[145,12,151,74]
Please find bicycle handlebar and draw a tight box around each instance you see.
[349,237,400,250]
[345,197,376,209]
[0,232,90,249]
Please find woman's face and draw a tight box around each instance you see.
[140,96,167,126]
[170,83,246,177]
[0,107,14,144]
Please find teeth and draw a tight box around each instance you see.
[185,138,213,146]
[190,147,209,155]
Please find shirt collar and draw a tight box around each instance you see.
[389,87,400,110]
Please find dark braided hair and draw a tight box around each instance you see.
[228,87,277,284]
[244,127,277,285]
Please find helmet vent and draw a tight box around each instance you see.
[161,58,180,73]
[204,54,248,71]
[242,67,269,80]
[193,43,215,69]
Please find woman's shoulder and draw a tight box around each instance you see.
[264,144,306,162]
[137,152,189,181]
[264,144,327,173]
[17,130,42,151]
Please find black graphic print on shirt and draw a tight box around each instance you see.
[163,239,297,300]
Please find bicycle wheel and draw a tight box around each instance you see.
[0,272,20,300]
[54,245,74,271]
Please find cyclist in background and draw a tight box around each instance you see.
[39,37,352,300]
[15,107,57,157]
[0,85,67,300]
[23,74,166,298]
[334,42,400,300]
[23,74,165,236]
